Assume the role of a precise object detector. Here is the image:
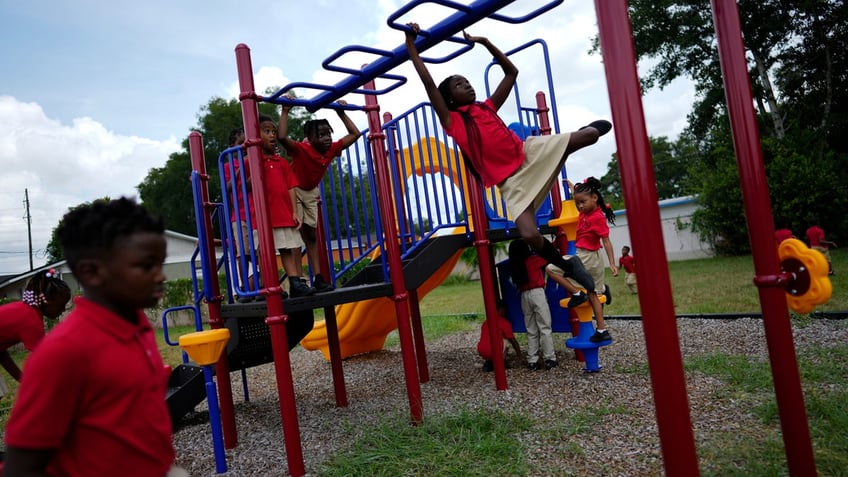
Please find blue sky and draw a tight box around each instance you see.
[0,0,694,274]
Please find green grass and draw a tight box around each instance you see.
[318,408,532,477]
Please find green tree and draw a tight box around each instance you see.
[605,1,848,253]
[137,91,310,235]
[599,135,697,210]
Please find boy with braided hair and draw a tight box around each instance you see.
[279,98,362,292]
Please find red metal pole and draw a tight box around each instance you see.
[235,43,305,477]
[187,132,238,450]
[407,289,430,383]
[710,2,817,474]
[363,79,423,423]
[594,2,700,475]
[466,172,507,390]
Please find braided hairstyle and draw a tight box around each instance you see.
[438,75,485,181]
[22,269,71,318]
[304,119,333,139]
[57,197,165,274]
[573,177,616,225]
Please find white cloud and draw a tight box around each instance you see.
[0,96,179,273]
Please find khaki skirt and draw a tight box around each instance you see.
[499,133,571,219]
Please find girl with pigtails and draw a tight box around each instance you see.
[0,269,71,383]
[547,177,618,343]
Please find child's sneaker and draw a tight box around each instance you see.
[603,284,612,305]
[567,291,589,308]
[313,274,334,293]
[589,330,612,343]
[482,360,494,372]
[528,361,541,371]
[289,277,316,297]
[544,359,558,370]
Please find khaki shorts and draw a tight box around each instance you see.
[273,227,304,250]
[500,133,571,219]
[295,186,321,228]
[231,221,259,258]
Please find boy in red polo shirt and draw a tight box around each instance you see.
[4,198,186,477]
[279,98,361,292]
[258,115,314,297]
[805,218,837,275]
[618,245,637,294]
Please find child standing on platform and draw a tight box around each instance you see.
[508,240,556,370]
[0,270,70,385]
[618,245,637,294]
[805,218,837,275]
[477,301,523,372]
[257,115,314,297]
[404,22,610,309]
[3,198,186,477]
[279,98,361,292]
[548,177,618,343]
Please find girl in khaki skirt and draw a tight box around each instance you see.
[404,23,612,306]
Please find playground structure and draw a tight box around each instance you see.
[171,1,834,475]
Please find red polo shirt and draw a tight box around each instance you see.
[286,139,344,190]
[575,207,609,251]
[223,157,255,223]
[5,297,175,477]
[520,254,548,292]
[805,226,826,248]
[0,301,45,352]
[262,153,299,228]
[477,315,515,360]
[619,254,636,273]
[445,98,524,187]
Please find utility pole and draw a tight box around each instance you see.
[24,189,33,271]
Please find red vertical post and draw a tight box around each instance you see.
[710,1,817,474]
[363,79,424,423]
[407,289,431,383]
[466,172,507,390]
[235,43,305,477]
[187,132,238,450]
[594,2,700,476]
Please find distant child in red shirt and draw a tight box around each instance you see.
[0,270,70,384]
[618,245,637,294]
[477,301,523,372]
[279,98,361,293]
[508,240,556,371]
[774,227,794,245]
[805,218,837,275]
[549,177,618,343]
[258,115,314,297]
[4,198,186,477]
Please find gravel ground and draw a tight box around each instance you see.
[172,318,848,476]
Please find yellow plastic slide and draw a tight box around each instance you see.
[299,247,462,360]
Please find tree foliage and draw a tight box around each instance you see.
[604,0,848,254]
[137,92,310,235]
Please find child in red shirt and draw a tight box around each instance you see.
[404,23,607,309]
[477,301,523,372]
[257,115,315,297]
[508,240,556,370]
[805,219,837,275]
[0,270,70,384]
[618,245,637,294]
[549,178,618,343]
[278,98,361,293]
[4,198,185,477]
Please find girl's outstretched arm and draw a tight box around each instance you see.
[404,23,452,129]
[335,100,362,149]
[463,31,518,110]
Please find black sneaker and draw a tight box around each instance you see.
[567,291,589,308]
[589,330,612,343]
[313,274,334,293]
[603,284,612,306]
[579,119,612,136]
[528,361,541,371]
[482,360,494,372]
[289,277,316,297]
[544,359,558,370]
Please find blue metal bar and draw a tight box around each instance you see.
[302,0,562,111]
